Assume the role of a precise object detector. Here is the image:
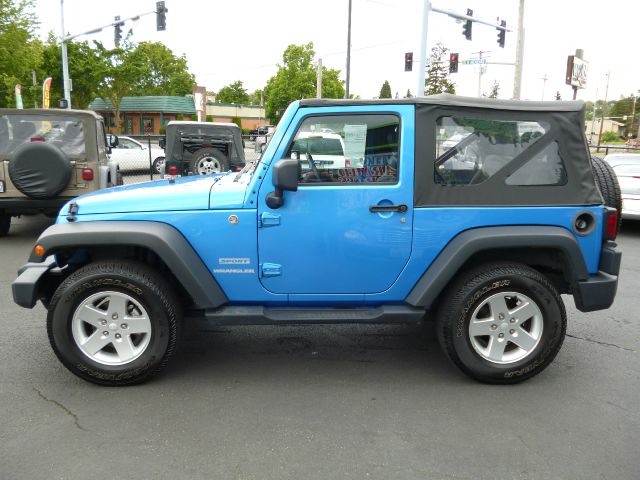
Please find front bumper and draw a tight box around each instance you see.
[573,241,621,312]
[12,256,59,308]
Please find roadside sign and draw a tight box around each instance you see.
[461,59,487,65]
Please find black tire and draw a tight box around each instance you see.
[47,261,181,386]
[436,262,566,384]
[189,148,229,175]
[152,156,165,175]
[592,155,622,231]
[9,142,72,199]
[0,213,10,237]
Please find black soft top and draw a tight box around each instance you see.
[299,94,584,112]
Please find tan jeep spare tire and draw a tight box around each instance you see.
[8,142,72,199]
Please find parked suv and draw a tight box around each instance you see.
[0,108,119,236]
[13,95,622,386]
[161,121,245,176]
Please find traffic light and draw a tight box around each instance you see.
[404,52,413,72]
[114,16,122,46]
[449,53,459,73]
[462,8,472,40]
[156,1,167,31]
[497,19,506,48]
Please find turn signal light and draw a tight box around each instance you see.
[34,245,45,257]
[167,165,179,175]
[81,168,94,181]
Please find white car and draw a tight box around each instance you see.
[108,136,165,173]
[291,131,347,168]
[605,154,640,221]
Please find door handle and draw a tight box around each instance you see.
[369,204,408,213]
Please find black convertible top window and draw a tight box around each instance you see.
[414,103,601,207]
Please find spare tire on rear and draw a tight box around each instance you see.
[591,155,622,232]
[8,142,72,199]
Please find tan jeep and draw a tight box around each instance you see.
[0,108,120,236]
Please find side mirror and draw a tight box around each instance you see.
[159,137,166,149]
[266,159,298,209]
[109,135,119,148]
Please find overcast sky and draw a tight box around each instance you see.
[36,0,639,104]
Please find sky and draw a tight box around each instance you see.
[35,0,640,105]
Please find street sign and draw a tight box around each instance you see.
[462,59,487,65]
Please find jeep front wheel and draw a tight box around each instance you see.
[189,148,229,175]
[0,212,10,237]
[47,261,181,386]
[436,263,566,384]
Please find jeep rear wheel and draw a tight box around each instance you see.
[592,155,622,231]
[189,148,229,175]
[0,213,10,237]
[436,263,566,384]
[47,261,181,386]
[9,142,72,199]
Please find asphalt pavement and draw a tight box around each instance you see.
[1,215,638,480]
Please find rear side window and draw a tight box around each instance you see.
[287,114,400,184]
[0,115,86,157]
[435,116,562,185]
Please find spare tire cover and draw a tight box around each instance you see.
[8,142,72,199]
[591,155,622,232]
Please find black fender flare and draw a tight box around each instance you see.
[28,221,228,309]
[405,226,588,308]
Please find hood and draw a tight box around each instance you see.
[60,172,250,216]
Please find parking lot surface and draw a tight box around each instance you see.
[1,215,638,480]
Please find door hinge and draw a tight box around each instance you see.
[260,263,282,278]
[258,212,281,228]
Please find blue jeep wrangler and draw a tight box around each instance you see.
[12,95,622,385]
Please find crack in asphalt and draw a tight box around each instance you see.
[565,334,637,353]
[33,388,89,432]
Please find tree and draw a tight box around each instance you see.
[94,39,142,133]
[40,33,104,109]
[487,80,499,99]
[127,42,195,97]
[92,38,195,132]
[405,89,412,98]
[264,42,344,123]
[425,43,455,96]
[555,91,562,101]
[249,89,263,105]
[216,80,250,104]
[379,80,392,99]
[0,0,43,107]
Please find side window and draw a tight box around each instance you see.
[286,114,400,184]
[506,141,567,185]
[435,116,550,185]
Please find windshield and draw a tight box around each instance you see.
[0,114,86,157]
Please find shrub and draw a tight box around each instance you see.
[206,115,213,122]
[231,116,242,129]
[601,131,620,143]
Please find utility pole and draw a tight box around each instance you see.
[541,74,548,101]
[60,0,71,108]
[345,0,352,98]
[590,87,598,145]
[597,71,610,149]
[512,0,525,99]
[317,58,323,98]
[416,0,431,96]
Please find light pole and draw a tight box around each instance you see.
[60,0,71,108]
[345,0,352,98]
